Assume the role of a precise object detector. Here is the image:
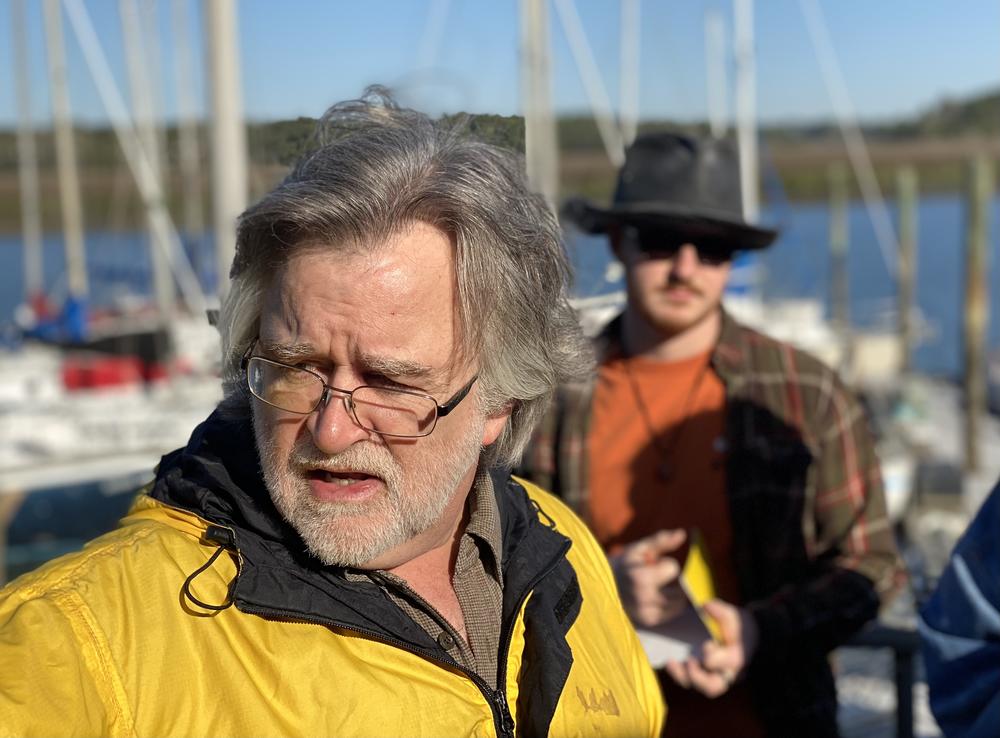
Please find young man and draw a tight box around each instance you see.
[0,91,664,737]
[520,132,905,737]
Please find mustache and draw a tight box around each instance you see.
[665,273,705,295]
[288,441,400,479]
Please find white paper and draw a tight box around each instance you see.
[634,605,712,668]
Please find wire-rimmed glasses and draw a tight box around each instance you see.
[242,351,477,439]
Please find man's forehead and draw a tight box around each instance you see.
[257,337,435,378]
[256,224,471,368]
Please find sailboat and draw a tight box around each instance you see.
[0,0,242,506]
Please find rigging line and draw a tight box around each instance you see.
[798,0,899,281]
[61,0,208,317]
[552,0,626,167]
[416,0,451,71]
[619,0,641,147]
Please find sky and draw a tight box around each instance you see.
[0,0,998,129]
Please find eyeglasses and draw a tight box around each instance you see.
[241,349,478,439]
[621,226,737,266]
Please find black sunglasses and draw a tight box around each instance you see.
[621,226,737,266]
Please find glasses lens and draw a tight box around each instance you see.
[351,387,438,437]
[627,228,682,258]
[628,228,734,265]
[247,358,324,414]
[695,242,736,265]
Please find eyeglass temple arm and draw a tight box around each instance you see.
[436,375,478,417]
[240,339,258,370]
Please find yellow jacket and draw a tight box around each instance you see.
[0,414,663,737]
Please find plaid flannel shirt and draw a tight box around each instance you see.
[518,310,906,736]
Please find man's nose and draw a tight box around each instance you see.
[670,244,701,280]
[306,391,370,454]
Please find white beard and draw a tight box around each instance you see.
[254,412,485,568]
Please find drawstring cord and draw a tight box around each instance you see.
[530,498,558,530]
[182,525,242,611]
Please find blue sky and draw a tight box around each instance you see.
[1,0,998,128]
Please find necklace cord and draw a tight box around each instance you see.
[621,354,714,471]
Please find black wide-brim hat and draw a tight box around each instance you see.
[563,132,779,250]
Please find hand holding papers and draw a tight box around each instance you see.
[613,528,689,632]
[630,529,722,667]
[615,527,761,699]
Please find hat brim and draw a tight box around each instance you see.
[562,197,779,250]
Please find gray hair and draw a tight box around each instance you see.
[218,87,590,467]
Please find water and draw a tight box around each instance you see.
[1,193,998,373]
[0,230,217,335]
[566,192,1000,378]
[5,479,142,582]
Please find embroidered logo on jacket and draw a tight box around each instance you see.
[576,686,620,716]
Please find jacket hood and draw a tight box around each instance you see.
[148,410,570,651]
[150,409,302,550]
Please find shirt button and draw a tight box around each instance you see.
[437,631,456,650]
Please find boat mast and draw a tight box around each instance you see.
[119,0,175,318]
[734,0,759,221]
[139,0,170,183]
[204,0,248,300]
[519,0,560,206]
[172,0,205,252]
[11,0,44,305]
[705,8,729,139]
[42,0,89,307]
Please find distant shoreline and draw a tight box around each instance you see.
[1,110,999,234]
[1,137,997,235]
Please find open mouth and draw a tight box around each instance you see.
[306,469,380,487]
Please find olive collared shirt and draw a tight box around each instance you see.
[348,469,504,690]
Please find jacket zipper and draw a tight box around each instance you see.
[238,538,570,738]
[167,485,574,738]
[491,538,570,737]
[493,687,515,738]
[239,605,515,735]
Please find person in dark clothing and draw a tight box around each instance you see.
[920,479,1000,738]
[519,132,905,737]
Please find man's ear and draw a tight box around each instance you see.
[481,402,514,447]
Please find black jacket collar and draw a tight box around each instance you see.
[149,411,571,647]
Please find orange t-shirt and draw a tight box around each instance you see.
[587,349,765,738]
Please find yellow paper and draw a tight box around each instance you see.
[678,529,723,643]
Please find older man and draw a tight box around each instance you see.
[0,91,663,737]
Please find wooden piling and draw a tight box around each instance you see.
[896,167,918,374]
[962,155,993,472]
[829,162,851,373]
